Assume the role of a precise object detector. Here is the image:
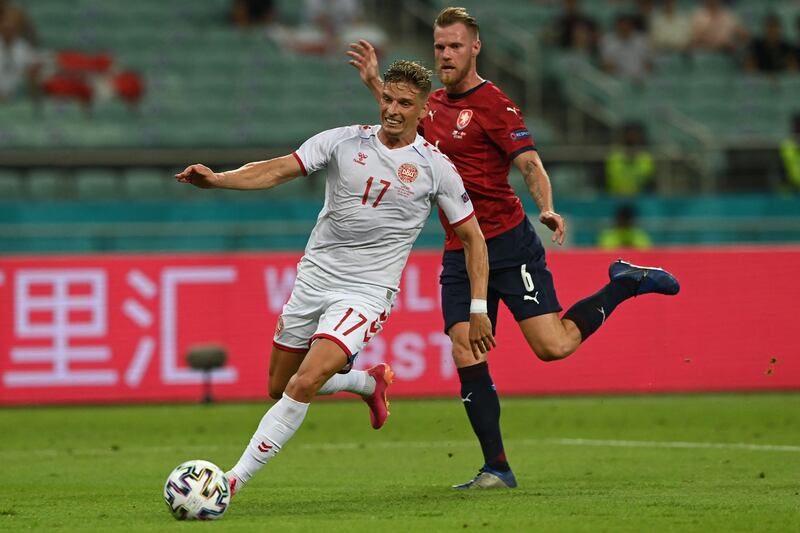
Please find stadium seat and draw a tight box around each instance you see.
[690,52,737,76]
[76,170,122,198]
[123,168,172,198]
[28,170,72,199]
[0,170,24,199]
[653,52,690,76]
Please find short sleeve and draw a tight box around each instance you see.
[294,126,352,176]
[482,92,536,162]
[433,156,474,228]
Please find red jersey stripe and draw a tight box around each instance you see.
[450,211,476,229]
[273,341,308,354]
[310,333,353,357]
[292,152,308,176]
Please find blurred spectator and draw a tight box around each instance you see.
[630,0,653,33]
[0,13,40,102]
[745,15,798,74]
[305,0,360,35]
[231,0,275,29]
[780,114,800,194]
[689,0,748,52]
[605,122,655,196]
[553,0,599,54]
[650,0,691,52]
[598,203,652,250]
[0,0,36,46]
[286,0,387,55]
[601,14,652,81]
[41,52,144,109]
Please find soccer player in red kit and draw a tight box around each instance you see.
[349,7,679,489]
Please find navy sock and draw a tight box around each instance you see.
[563,278,637,341]
[457,361,509,472]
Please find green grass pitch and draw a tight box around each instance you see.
[1,393,798,532]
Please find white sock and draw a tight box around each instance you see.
[227,393,309,489]
[316,369,375,396]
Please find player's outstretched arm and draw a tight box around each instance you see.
[513,150,566,245]
[453,216,496,358]
[175,155,303,190]
[347,39,383,103]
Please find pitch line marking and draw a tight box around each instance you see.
[298,438,800,453]
[536,438,800,453]
[5,437,800,459]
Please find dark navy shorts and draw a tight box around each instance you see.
[440,217,562,334]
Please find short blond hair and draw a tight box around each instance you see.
[434,6,480,38]
[383,60,433,96]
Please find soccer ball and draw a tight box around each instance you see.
[163,460,231,520]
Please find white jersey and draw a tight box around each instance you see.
[293,124,474,292]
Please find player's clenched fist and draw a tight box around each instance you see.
[175,164,221,189]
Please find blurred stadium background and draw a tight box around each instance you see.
[2,0,800,399]
[1,0,800,396]
[1,0,799,252]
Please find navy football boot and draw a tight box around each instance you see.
[608,260,680,296]
[452,465,518,489]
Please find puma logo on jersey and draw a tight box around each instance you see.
[506,106,520,116]
[597,306,606,325]
[428,109,436,121]
[462,392,473,403]
[524,292,539,304]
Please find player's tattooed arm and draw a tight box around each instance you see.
[347,39,383,103]
[514,150,566,245]
[175,155,303,190]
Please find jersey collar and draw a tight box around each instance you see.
[372,125,426,153]
[446,80,489,100]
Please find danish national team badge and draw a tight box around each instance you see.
[456,109,473,130]
[275,316,284,337]
[397,163,419,183]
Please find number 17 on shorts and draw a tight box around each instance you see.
[275,282,392,357]
[312,299,389,357]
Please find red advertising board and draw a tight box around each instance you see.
[1,248,798,405]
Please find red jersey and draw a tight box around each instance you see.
[418,81,536,250]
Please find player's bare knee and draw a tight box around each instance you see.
[286,372,324,398]
[451,342,481,367]
[267,382,285,400]
[533,339,575,362]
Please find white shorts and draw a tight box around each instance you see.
[273,274,394,357]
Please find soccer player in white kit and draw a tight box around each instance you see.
[175,60,495,496]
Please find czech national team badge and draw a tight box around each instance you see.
[397,163,418,183]
[456,109,473,130]
[275,316,284,337]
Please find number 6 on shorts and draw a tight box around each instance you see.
[521,264,535,292]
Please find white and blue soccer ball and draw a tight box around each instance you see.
[163,460,231,520]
